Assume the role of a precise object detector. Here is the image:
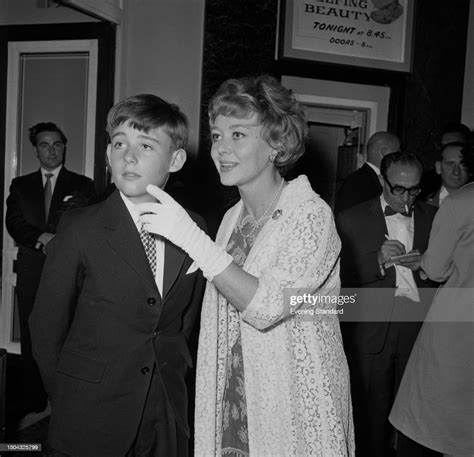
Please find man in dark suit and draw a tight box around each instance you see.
[335,131,400,214]
[337,152,439,457]
[30,95,206,457]
[5,122,96,415]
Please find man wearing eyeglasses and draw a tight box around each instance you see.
[5,122,96,418]
[336,151,439,457]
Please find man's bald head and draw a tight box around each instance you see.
[366,131,401,168]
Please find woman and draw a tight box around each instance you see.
[389,145,474,457]
[140,75,354,456]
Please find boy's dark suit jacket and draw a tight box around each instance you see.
[29,190,206,457]
[335,163,382,214]
[6,166,96,294]
[336,197,438,353]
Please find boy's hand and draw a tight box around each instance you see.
[137,185,232,281]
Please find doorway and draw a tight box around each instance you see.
[0,22,115,354]
[287,106,367,208]
[282,75,390,209]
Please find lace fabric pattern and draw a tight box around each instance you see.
[195,176,355,456]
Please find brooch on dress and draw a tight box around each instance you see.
[272,209,282,220]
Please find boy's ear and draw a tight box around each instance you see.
[435,161,441,175]
[169,148,187,173]
[106,143,112,163]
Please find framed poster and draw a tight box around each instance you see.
[278,0,415,72]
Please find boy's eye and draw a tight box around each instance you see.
[113,141,124,149]
[142,144,153,151]
[211,133,221,142]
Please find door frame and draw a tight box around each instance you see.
[0,22,115,354]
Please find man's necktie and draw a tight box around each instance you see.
[384,205,413,217]
[44,173,54,220]
[140,224,157,276]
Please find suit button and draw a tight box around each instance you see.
[141,366,150,375]
[152,331,157,339]
[147,297,156,306]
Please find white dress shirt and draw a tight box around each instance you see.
[120,192,165,296]
[41,165,62,193]
[380,195,420,302]
[438,185,449,206]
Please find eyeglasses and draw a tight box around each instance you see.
[382,175,422,196]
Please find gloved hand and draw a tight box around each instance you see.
[137,184,233,281]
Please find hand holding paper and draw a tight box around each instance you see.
[137,185,233,281]
[389,249,422,271]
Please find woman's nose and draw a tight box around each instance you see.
[216,140,231,155]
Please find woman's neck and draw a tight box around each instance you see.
[239,174,285,220]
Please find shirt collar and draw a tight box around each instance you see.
[41,165,62,179]
[366,161,380,176]
[439,185,449,205]
[119,191,141,226]
[380,194,414,218]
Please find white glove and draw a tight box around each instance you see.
[137,184,233,281]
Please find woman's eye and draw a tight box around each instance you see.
[233,131,245,139]
[142,144,153,151]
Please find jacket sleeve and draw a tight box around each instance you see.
[421,196,458,282]
[82,176,97,205]
[5,179,44,247]
[181,213,208,342]
[29,213,83,400]
[336,211,384,287]
[241,201,341,330]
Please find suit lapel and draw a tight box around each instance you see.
[162,240,188,298]
[31,171,47,226]
[365,163,382,189]
[366,197,387,244]
[413,202,430,252]
[50,167,69,216]
[103,192,160,295]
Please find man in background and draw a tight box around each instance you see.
[424,142,471,207]
[337,152,438,457]
[5,122,96,416]
[335,131,401,214]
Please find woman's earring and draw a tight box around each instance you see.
[269,151,277,163]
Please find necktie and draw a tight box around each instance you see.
[44,173,54,220]
[384,205,413,217]
[140,224,157,276]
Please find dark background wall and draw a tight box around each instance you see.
[192,0,470,225]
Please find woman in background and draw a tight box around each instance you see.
[390,145,474,457]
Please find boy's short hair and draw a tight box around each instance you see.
[29,122,67,146]
[106,94,189,150]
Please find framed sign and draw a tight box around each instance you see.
[278,0,415,72]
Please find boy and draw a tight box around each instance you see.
[29,94,206,457]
